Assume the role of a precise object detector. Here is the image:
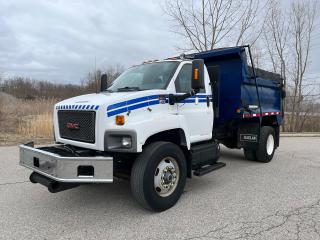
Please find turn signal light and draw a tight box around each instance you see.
[116,115,125,125]
[194,68,199,80]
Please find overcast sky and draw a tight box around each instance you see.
[0,0,319,84]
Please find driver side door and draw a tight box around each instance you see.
[174,63,213,142]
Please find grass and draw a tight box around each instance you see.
[0,95,57,145]
[17,113,53,138]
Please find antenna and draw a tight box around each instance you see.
[95,56,97,94]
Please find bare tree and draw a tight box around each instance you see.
[288,0,317,132]
[164,0,268,51]
[263,0,290,130]
[82,64,124,93]
[263,0,318,132]
[264,0,289,83]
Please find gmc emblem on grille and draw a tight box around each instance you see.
[66,122,80,130]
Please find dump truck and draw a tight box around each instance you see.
[20,46,285,211]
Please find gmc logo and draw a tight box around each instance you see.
[67,122,79,130]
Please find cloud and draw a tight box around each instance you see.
[0,0,318,84]
[0,0,179,83]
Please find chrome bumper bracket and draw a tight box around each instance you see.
[19,144,113,183]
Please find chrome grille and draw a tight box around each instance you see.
[58,111,96,143]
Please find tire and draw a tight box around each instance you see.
[255,126,276,163]
[243,148,257,161]
[130,141,187,211]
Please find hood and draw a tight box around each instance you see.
[55,90,168,111]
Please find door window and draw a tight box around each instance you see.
[175,64,204,93]
[175,64,192,93]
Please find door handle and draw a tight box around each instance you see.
[195,97,199,105]
[206,96,210,107]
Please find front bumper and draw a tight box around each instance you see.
[19,144,113,183]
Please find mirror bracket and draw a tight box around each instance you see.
[168,89,199,105]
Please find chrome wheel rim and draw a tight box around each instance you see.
[154,157,180,197]
[266,134,274,155]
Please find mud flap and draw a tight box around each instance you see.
[238,122,260,149]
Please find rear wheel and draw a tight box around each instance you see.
[131,142,187,211]
[255,126,275,163]
[243,126,276,163]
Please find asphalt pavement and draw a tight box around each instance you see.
[0,137,320,240]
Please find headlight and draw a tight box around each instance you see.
[121,137,132,148]
[104,131,136,152]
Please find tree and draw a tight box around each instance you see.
[82,64,124,93]
[289,0,317,132]
[263,0,290,131]
[263,0,318,132]
[264,0,289,84]
[164,0,268,51]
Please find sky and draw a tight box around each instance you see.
[0,0,319,84]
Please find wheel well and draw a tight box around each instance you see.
[144,129,187,148]
[113,129,189,180]
[261,116,279,127]
[144,129,192,178]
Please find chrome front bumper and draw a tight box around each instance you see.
[19,144,113,183]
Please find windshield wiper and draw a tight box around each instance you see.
[117,86,142,92]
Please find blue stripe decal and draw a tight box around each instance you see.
[148,95,159,100]
[106,94,212,117]
[189,95,207,99]
[107,95,159,111]
[107,107,128,117]
[182,99,208,103]
[149,100,160,106]
[107,101,127,111]
[128,102,149,111]
[110,99,161,116]
[127,96,149,106]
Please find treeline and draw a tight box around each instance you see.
[0,65,124,100]
[0,77,86,99]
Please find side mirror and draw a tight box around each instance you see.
[100,74,108,92]
[192,59,205,90]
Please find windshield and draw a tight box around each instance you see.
[107,61,180,92]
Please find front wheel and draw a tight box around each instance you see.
[131,142,187,211]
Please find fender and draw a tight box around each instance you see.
[123,114,191,152]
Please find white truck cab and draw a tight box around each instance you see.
[53,60,213,152]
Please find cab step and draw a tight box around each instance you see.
[193,162,226,176]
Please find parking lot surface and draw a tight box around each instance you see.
[0,137,320,240]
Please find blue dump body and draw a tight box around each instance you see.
[193,47,283,128]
